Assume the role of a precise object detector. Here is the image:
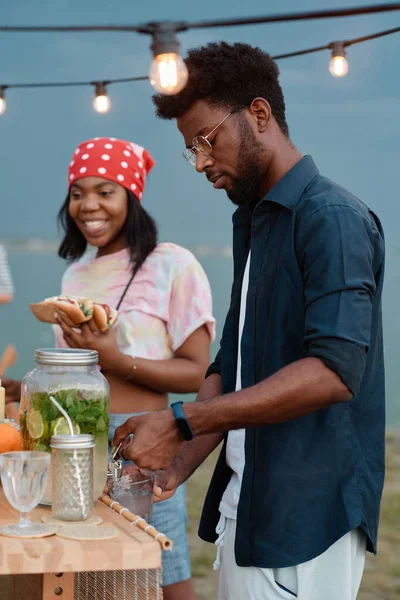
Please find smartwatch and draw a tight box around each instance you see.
[171,401,194,441]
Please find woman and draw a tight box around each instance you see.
[52,137,215,600]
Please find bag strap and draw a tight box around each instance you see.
[116,268,136,311]
[100,266,136,375]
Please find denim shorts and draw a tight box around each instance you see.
[109,413,191,587]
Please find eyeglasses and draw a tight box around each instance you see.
[183,109,235,166]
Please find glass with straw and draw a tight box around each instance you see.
[49,395,94,521]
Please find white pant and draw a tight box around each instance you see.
[217,518,367,600]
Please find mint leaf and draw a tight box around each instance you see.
[26,389,109,441]
[96,416,107,432]
[64,392,76,409]
[33,393,59,422]
[68,404,79,420]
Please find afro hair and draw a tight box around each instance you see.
[153,41,289,137]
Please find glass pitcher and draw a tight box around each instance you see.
[20,348,109,505]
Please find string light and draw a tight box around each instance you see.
[93,82,110,113]
[148,24,189,95]
[0,23,398,108]
[329,42,349,77]
[0,5,398,99]
[0,87,6,115]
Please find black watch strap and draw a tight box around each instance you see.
[171,401,194,441]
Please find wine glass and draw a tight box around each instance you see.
[0,451,55,537]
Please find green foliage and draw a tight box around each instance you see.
[25,388,109,449]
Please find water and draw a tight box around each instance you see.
[39,431,109,506]
[109,473,154,521]
[52,447,93,520]
[1,248,399,424]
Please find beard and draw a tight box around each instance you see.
[227,117,266,207]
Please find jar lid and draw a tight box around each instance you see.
[35,348,98,366]
[50,434,95,449]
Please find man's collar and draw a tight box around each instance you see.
[233,155,319,224]
[262,155,319,210]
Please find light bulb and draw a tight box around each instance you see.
[149,52,188,95]
[0,87,6,115]
[329,43,348,78]
[149,25,188,95]
[93,83,110,113]
[93,94,110,113]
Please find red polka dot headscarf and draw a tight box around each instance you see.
[68,137,155,201]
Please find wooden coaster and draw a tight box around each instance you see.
[56,525,119,541]
[42,514,103,527]
[0,525,57,539]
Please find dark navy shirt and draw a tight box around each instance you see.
[199,156,385,568]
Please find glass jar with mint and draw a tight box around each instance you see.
[20,348,109,505]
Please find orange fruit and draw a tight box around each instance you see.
[0,422,22,453]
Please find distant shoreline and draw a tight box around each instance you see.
[2,238,400,259]
[0,238,234,258]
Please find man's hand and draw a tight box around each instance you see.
[113,410,185,471]
[104,463,180,504]
[55,314,122,371]
[152,466,181,503]
[1,377,21,404]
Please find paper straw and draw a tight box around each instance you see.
[49,395,86,516]
[49,395,74,435]
[100,494,172,551]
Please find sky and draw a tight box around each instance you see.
[0,0,399,247]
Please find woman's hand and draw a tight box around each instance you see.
[55,314,122,371]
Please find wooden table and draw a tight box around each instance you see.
[0,489,162,599]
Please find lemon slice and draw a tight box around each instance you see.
[34,442,49,452]
[26,409,45,439]
[51,417,80,436]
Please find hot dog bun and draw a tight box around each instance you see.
[92,303,119,333]
[30,296,93,327]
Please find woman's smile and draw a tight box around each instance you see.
[79,218,109,238]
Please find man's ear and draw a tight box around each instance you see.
[248,97,271,133]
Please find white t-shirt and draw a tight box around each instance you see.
[219,253,250,520]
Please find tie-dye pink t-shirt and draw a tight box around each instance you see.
[53,243,216,359]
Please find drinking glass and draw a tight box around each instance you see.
[0,451,53,537]
[108,470,154,521]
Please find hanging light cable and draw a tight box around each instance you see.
[93,82,110,113]
[329,42,349,77]
[0,87,7,115]
[0,25,398,104]
[147,23,189,95]
[1,4,400,34]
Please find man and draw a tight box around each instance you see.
[114,42,385,600]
